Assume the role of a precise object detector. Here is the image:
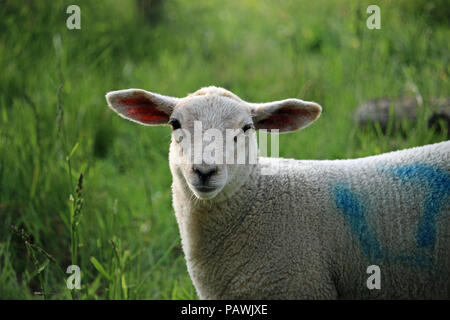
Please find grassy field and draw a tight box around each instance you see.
[0,0,448,299]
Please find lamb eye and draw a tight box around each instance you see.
[242,124,253,132]
[169,119,181,130]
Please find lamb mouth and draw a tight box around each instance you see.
[189,184,222,199]
[194,186,218,193]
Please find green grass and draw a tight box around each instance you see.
[0,0,448,299]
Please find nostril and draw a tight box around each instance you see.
[193,167,217,182]
[206,168,217,177]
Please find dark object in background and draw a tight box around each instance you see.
[136,0,165,25]
[428,99,450,137]
[354,97,450,137]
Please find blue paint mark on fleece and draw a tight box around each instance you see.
[391,164,450,248]
[333,185,382,260]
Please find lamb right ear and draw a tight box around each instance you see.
[250,98,322,133]
[105,89,179,125]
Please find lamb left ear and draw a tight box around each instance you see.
[105,89,179,126]
[250,98,322,133]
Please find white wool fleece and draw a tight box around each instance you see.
[173,141,450,299]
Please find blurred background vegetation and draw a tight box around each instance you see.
[0,0,448,299]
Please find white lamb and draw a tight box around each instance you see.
[106,86,450,299]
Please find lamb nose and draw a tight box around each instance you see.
[193,167,217,183]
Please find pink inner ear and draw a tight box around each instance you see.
[116,95,168,124]
[257,106,312,132]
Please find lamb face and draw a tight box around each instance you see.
[168,93,256,200]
